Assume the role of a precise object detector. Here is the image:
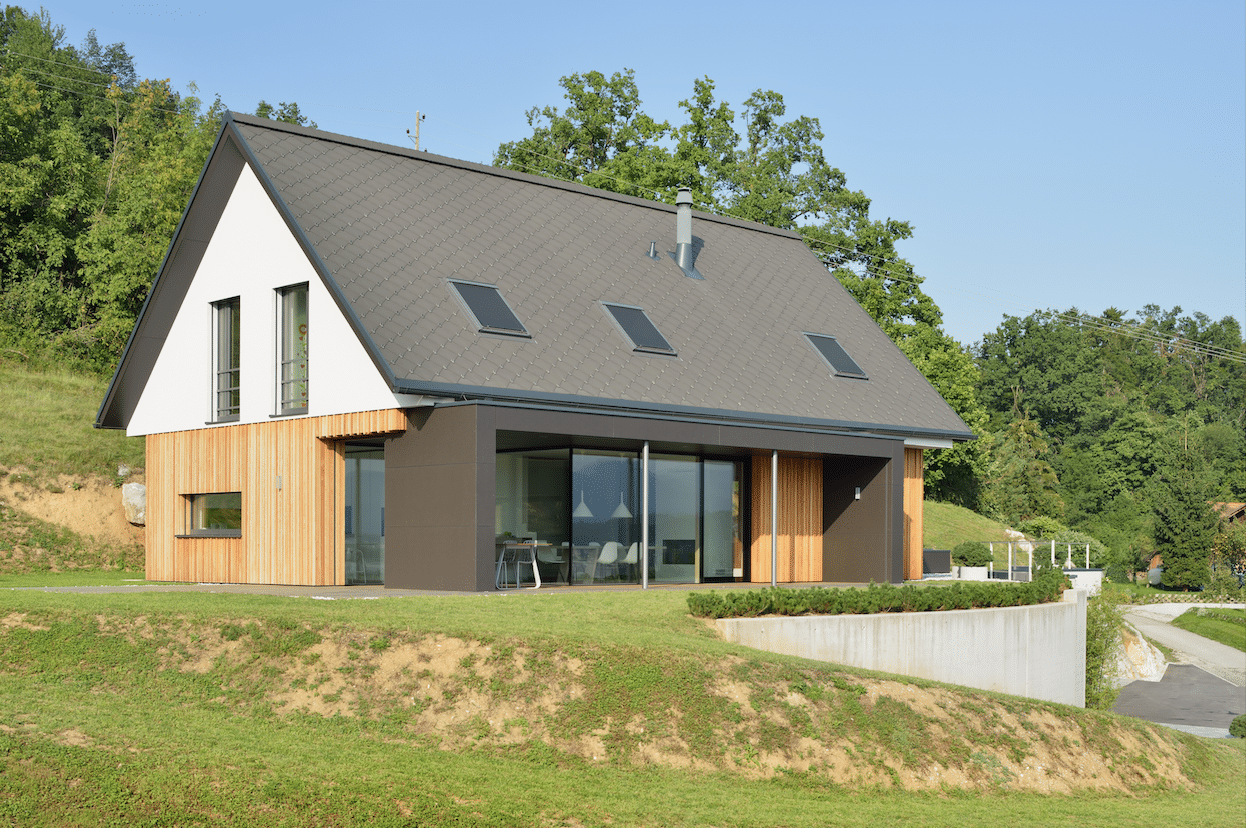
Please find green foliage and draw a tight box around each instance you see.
[951,542,992,567]
[1230,715,1246,738]
[1053,529,1109,569]
[1152,430,1220,591]
[0,6,315,371]
[1017,516,1067,538]
[1084,596,1124,710]
[1212,521,1246,584]
[686,568,1067,619]
[983,419,1064,525]
[255,99,317,128]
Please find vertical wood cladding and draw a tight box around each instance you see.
[749,455,823,583]
[145,409,404,585]
[903,447,924,581]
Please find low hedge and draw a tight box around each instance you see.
[687,566,1069,619]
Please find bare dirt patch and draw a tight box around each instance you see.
[132,619,1203,794]
[0,472,143,550]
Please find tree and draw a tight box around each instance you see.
[982,419,1064,525]
[76,80,223,363]
[1151,424,1219,590]
[255,100,316,129]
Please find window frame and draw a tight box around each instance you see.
[600,302,677,356]
[804,332,868,380]
[276,283,309,415]
[210,297,241,422]
[180,492,243,538]
[448,279,531,338]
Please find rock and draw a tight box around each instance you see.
[117,464,131,478]
[122,482,146,526]
[1115,622,1167,686]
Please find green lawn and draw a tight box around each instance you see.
[1,587,1242,826]
[1171,608,1246,653]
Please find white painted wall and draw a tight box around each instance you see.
[128,165,407,436]
[716,591,1088,707]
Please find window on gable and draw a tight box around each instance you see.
[805,333,867,379]
[602,303,676,355]
[278,284,309,413]
[183,492,242,537]
[213,297,240,421]
[449,280,530,337]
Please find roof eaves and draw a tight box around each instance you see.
[391,378,977,443]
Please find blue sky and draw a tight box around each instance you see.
[42,0,1246,348]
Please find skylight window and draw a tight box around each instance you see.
[602,303,675,355]
[449,280,529,337]
[805,333,867,379]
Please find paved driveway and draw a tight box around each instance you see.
[1112,603,1245,738]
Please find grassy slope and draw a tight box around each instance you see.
[2,365,1243,823]
[0,361,144,481]
[1171,608,1246,652]
[924,500,1017,549]
[1,590,1243,826]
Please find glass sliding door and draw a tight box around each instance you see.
[703,459,744,581]
[344,447,384,585]
[495,449,571,584]
[647,454,701,584]
[571,449,639,584]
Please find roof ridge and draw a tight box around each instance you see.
[224,111,803,241]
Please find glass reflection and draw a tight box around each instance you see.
[572,450,639,584]
[495,449,570,584]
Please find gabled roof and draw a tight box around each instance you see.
[98,112,973,442]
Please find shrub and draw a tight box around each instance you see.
[952,542,992,567]
[1204,567,1243,601]
[1017,516,1067,539]
[1230,714,1246,739]
[1084,596,1125,710]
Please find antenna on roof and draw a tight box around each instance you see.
[405,111,427,151]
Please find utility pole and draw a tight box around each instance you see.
[405,111,426,151]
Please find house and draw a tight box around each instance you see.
[95,113,974,591]
[1214,502,1246,526]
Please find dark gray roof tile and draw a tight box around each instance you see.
[231,114,971,439]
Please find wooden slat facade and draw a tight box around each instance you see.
[749,455,823,583]
[145,409,405,585]
[903,447,924,582]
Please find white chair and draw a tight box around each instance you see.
[619,542,639,581]
[537,542,569,584]
[595,541,622,582]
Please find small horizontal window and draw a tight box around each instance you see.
[602,303,676,355]
[805,333,867,379]
[184,492,242,537]
[450,280,529,336]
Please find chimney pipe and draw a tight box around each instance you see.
[674,187,700,277]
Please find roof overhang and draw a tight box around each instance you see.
[392,378,977,444]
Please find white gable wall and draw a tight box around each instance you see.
[127,165,403,436]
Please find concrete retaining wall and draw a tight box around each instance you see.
[716,590,1087,706]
